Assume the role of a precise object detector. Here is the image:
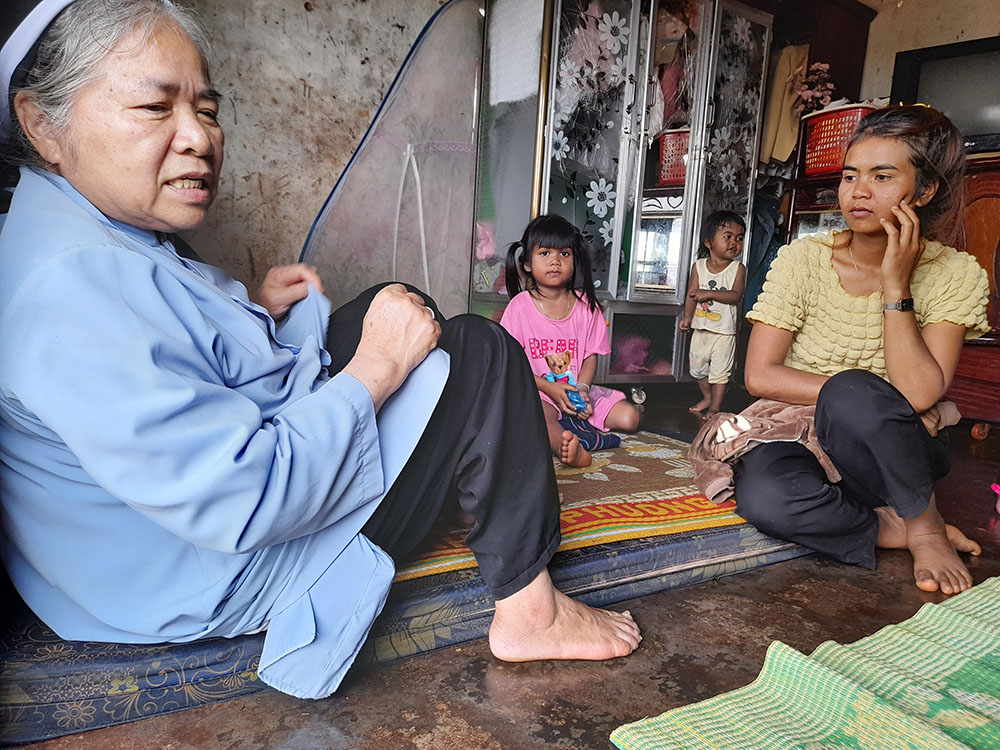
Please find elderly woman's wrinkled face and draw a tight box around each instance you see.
[43,22,223,232]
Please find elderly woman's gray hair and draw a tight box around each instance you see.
[5,0,211,170]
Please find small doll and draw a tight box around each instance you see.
[543,351,587,413]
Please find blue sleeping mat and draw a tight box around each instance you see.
[0,524,806,745]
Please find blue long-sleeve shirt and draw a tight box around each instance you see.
[0,167,448,698]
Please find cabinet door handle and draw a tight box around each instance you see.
[624,73,638,116]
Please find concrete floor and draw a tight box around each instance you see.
[24,384,1000,750]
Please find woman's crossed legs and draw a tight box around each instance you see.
[733,370,980,594]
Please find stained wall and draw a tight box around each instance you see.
[183,0,999,295]
[182,0,446,293]
[860,0,1000,99]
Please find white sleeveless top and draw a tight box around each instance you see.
[691,257,740,335]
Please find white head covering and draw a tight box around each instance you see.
[1,0,78,141]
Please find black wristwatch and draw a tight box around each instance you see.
[883,298,914,312]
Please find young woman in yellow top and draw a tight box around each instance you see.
[740,105,989,595]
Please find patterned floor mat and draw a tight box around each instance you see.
[395,431,743,581]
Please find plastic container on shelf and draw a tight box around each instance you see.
[657,129,690,186]
[802,105,876,176]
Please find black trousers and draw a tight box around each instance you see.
[732,370,951,569]
[325,284,562,600]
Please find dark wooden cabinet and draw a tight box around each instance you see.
[946,153,1000,423]
[771,0,877,101]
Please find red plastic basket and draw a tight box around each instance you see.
[803,106,876,176]
[658,130,690,186]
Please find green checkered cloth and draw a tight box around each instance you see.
[612,577,1000,750]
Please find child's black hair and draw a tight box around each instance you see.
[504,214,600,310]
[697,210,746,258]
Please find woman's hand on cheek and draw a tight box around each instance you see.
[253,263,325,320]
[879,200,921,297]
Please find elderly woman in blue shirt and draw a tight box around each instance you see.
[0,0,639,699]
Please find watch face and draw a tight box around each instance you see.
[900,298,914,311]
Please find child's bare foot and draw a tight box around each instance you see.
[489,568,641,662]
[559,430,591,467]
[688,398,710,415]
[876,502,981,595]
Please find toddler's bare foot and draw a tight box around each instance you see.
[559,430,591,467]
[688,398,710,414]
[489,568,641,662]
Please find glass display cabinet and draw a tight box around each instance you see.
[472,0,772,393]
[301,0,771,396]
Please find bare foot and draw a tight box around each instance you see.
[559,430,591,467]
[877,505,982,553]
[877,502,979,595]
[909,529,973,595]
[875,506,908,549]
[688,398,710,415]
[489,568,641,662]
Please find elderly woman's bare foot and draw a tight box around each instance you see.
[559,431,592,467]
[489,568,641,662]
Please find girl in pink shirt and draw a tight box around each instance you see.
[500,215,640,467]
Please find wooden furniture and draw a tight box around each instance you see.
[770,0,877,102]
[946,153,1000,423]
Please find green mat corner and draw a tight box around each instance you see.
[611,577,1000,750]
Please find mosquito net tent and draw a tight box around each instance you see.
[300,0,485,318]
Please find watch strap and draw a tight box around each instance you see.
[883,297,914,312]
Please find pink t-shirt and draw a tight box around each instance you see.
[500,290,611,381]
[501,291,624,432]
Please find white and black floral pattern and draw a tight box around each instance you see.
[547,0,633,273]
[701,6,767,215]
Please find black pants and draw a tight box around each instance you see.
[732,370,951,569]
[325,284,561,600]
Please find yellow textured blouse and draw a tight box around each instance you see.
[747,232,990,379]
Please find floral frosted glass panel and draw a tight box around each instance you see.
[645,0,703,138]
[701,5,767,215]
[300,0,483,318]
[547,0,634,292]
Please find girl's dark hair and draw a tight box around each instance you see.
[504,214,599,310]
[697,210,745,258]
[845,105,966,243]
